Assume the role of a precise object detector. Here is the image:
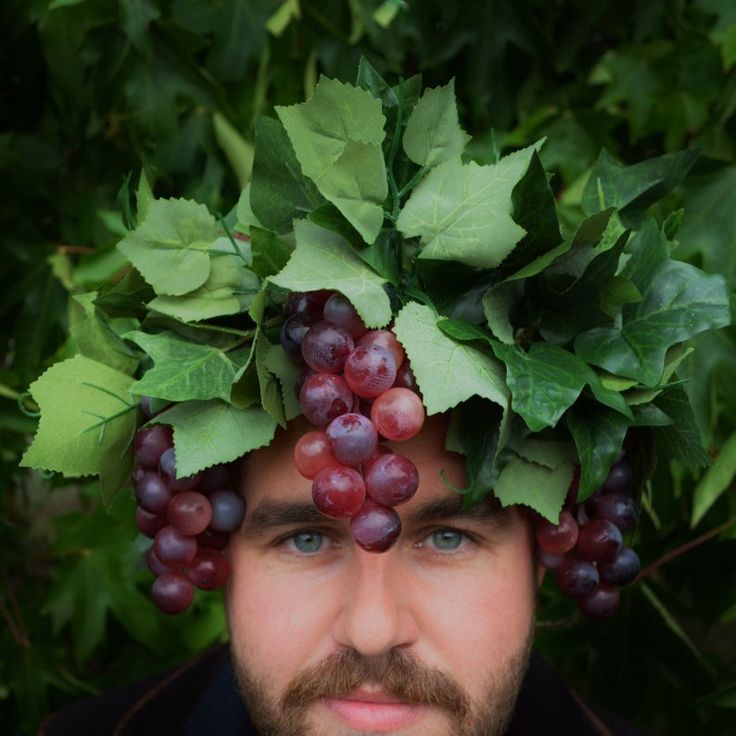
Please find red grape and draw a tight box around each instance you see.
[135,471,172,515]
[312,466,366,518]
[134,424,173,467]
[578,584,620,619]
[322,293,366,338]
[208,490,246,532]
[151,572,194,615]
[555,558,599,597]
[299,373,353,427]
[159,447,202,492]
[364,453,419,506]
[357,330,405,370]
[146,546,175,576]
[167,491,213,536]
[284,290,331,320]
[576,519,622,561]
[187,549,229,590]
[370,388,425,441]
[535,510,579,555]
[350,500,402,552]
[136,507,167,539]
[598,546,640,586]
[153,525,197,567]
[294,430,339,479]
[301,322,354,373]
[325,413,378,466]
[594,492,638,532]
[196,528,230,550]
[343,345,397,398]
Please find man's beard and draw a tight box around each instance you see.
[230,626,534,736]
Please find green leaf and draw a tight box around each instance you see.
[691,431,736,527]
[491,342,633,432]
[119,0,160,52]
[249,116,321,234]
[254,330,285,427]
[653,386,712,468]
[213,112,254,188]
[270,219,391,328]
[149,255,261,323]
[397,143,541,269]
[482,281,522,344]
[264,344,302,421]
[248,227,293,279]
[581,148,700,224]
[567,405,632,498]
[20,356,137,481]
[93,269,153,321]
[117,199,219,296]
[265,0,300,36]
[125,330,250,403]
[393,302,509,415]
[151,400,276,477]
[402,80,471,168]
[574,260,731,385]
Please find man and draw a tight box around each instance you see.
[42,416,641,735]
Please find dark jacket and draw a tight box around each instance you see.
[40,645,643,735]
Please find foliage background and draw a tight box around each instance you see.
[1,0,735,733]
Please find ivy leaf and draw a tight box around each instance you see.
[117,198,219,296]
[270,219,391,328]
[491,342,633,432]
[402,80,471,168]
[125,330,250,403]
[393,302,509,415]
[249,116,321,234]
[149,255,261,323]
[20,355,137,484]
[151,400,277,477]
[397,143,540,269]
[574,260,731,385]
[653,386,712,468]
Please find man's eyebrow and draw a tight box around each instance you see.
[405,496,513,528]
[242,501,332,536]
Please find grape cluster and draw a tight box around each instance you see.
[536,454,641,620]
[282,291,425,552]
[132,424,244,614]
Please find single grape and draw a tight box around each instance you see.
[357,330,405,371]
[325,413,378,466]
[151,572,194,615]
[284,290,332,320]
[599,546,640,586]
[363,444,392,475]
[153,526,198,567]
[343,345,397,398]
[187,548,229,590]
[197,528,230,550]
[299,373,353,427]
[350,500,402,552]
[301,322,354,373]
[135,472,173,515]
[208,490,246,532]
[312,466,366,518]
[199,464,232,494]
[537,549,565,570]
[294,430,339,479]
[146,546,174,576]
[603,457,635,493]
[576,519,623,561]
[371,388,425,441]
[280,313,317,361]
[136,507,167,539]
[134,424,173,467]
[578,584,620,619]
[364,453,419,506]
[167,491,213,536]
[131,462,146,485]
[555,558,599,597]
[594,492,639,532]
[535,510,579,555]
[323,293,366,338]
[393,360,419,393]
[159,447,203,492]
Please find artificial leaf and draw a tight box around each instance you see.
[482,281,522,344]
[125,330,250,403]
[249,227,293,279]
[264,344,302,421]
[117,198,219,296]
[151,400,277,477]
[270,219,391,328]
[653,386,712,468]
[254,330,286,427]
[213,112,254,188]
[397,144,540,269]
[402,80,471,168]
[393,302,509,415]
[691,431,736,527]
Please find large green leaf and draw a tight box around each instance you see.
[653,386,713,468]
[117,198,219,296]
[396,144,540,269]
[269,219,391,328]
[393,302,509,415]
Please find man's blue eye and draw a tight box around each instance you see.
[431,529,464,550]
[291,531,324,553]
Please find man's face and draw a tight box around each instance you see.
[227,416,537,736]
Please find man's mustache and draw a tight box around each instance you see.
[281,648,470,720]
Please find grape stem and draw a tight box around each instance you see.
[636,515,736,582]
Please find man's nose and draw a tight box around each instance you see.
[332,546,419,658]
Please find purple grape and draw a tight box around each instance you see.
[146,546,174,576]
[153,525,197,567]
[325,413,378,466]
[187,549,229,590]
[301,322,354,373]
[594,492,639,532]
[159,447,202,492]
[167,491,213,536]
[576,519,623,561]
[151,572,194,615]
[136,507,167,539]
[603,457,635,493]
[322,293,366,338]
[537,549,565,570]
[555,558,599,597]
[133,425,173,467]
[364,453,419,506]
[578,584,620,619]
[350,500,401,552]
[208,490,246,532]
[312,466,366,518]
[284,291,331,320]
[599,546,640,586]
[135,472,173,514]
[280,313,317,361]
[197,528,230,550]
[299,373,353,427]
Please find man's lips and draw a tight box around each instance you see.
[322,687,430,731]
